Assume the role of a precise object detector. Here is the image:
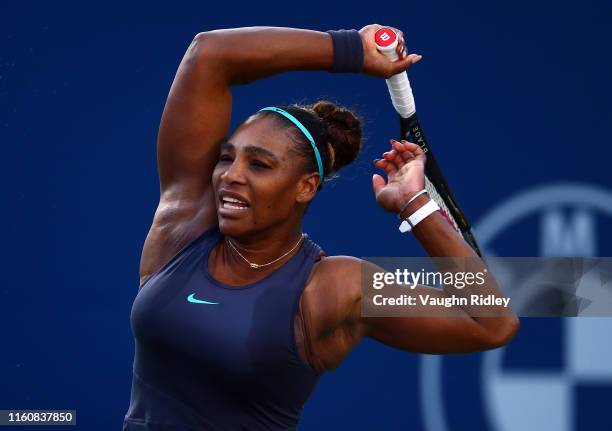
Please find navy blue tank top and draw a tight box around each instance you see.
[123,225,323,430]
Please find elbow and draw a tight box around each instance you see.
[186,31,224,66]
[186,32,233,82]
[192,31,216,48]
[484,316,520,350]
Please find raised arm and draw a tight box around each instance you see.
[139,26,418,284]
[157,28,335,203]
[140,28,336,283]
[157,26,415,202]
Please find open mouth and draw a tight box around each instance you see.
[220,196,250,211]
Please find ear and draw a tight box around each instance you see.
[295,173,320,204]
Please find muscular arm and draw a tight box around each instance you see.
[363,199,518,353]
[157,28,333,199]
[363,141,520,351]
[303,210,518,359]
[140,28,333,281]
[367,193,520,353]
[353,254,519,355]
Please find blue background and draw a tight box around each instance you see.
[2,0,611,429]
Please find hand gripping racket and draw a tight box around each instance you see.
[375,27,482,256]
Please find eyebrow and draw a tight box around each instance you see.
[221,141,279,162]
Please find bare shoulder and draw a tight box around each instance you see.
[302,255,366,325]
[307,255,364,291]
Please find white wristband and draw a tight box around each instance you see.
[399,199,440,233]
[397,189,428,219]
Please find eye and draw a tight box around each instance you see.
[250,160,270,169]
[218,154,233,162]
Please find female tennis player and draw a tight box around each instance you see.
[123,25,519,430]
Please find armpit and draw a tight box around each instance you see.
[294,298,324,373]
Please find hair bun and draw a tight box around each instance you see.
[310,101,362,173]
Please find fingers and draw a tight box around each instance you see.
[388,143,411,167]
[375,147,400,167]
[398,43,407,60]
[389,139,422,161]
[374,139,423,172]
[390,53,422,75]
[372,174,386,196]
[378,155,399,176]
[395,140,427,167]
[391,140,412,159]
[374,156,397,182]
[396,139,424,155]
[391,139,424,157]
[374,146,403,169]
[374,157,392,171]
[396,30,407,59]
[387,27,420,69]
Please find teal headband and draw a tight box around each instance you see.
[258,107,324,181]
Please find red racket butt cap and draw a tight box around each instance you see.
[374,28,397,48]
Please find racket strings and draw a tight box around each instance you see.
[424,176,461,233]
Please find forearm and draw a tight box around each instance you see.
[401,194,519,338]
[195,27,334,85]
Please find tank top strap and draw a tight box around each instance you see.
[260,232,324,290]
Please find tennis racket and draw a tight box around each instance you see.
[374,27,482,256]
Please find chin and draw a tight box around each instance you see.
[217,216,248,237]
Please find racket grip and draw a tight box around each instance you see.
[374,28,416,118]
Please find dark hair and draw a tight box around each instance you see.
[256,101,362,188]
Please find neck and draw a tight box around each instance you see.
[220,224,305,273]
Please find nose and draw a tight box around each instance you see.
[220,159,247,185]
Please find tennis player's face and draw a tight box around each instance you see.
[212,117,314,236]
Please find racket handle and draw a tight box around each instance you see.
[374,28,416,118]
